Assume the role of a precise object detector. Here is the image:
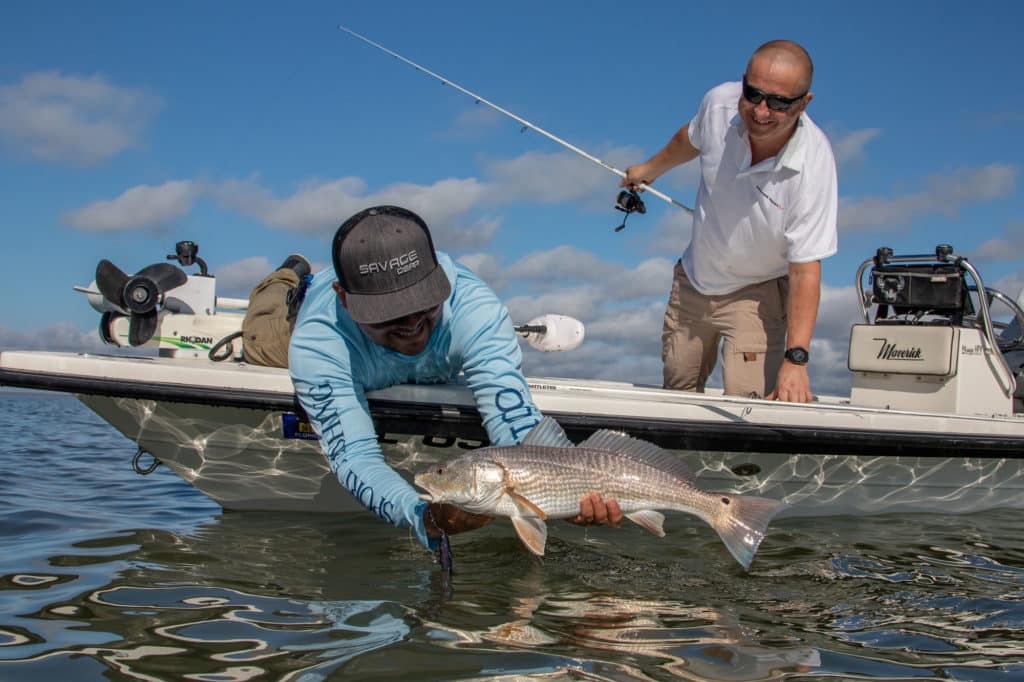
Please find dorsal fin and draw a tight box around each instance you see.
[579,429,694,482]
[521,416,574,448]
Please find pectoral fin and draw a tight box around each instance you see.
[511,514,549,556]
[626,510,666,537]
[509,490,546,520]
[504,487,549,556]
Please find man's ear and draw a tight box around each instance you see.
[332,282,349,309]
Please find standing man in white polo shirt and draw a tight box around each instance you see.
[621,40,837,403]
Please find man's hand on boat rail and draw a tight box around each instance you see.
[767,362,814,403]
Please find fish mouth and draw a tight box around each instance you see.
[413,474,440,501]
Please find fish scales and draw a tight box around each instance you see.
[488,445,711,519]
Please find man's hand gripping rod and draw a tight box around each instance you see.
[337,24,693,217]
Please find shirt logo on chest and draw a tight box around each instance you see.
[755,185,785,210]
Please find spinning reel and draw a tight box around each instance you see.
[613,188,647,232]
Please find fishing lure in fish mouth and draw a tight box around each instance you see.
[336,24,694,231]
[415,417,787,571]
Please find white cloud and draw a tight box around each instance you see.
[504,244,628,284]
[367,179,489,245]
[974,222,1024,263]
[213,255,329,300]
[64,180,200,232]
[840,163,1017,231]
[614,258,675,300]
[480,145,649,210]
[468,244,673,305]
[0,322,111,353]
[829,127,882,167]
[585,300,666,344]
[523,337,663,385]
[212,176,495,249]
[212,256,276,300]
[482,149,612,204]
[813,284,865,344]
[57,141,679,242]
[0,71,160,165]
[990,272,1024,305]
[456,252,507,290]
[439,106,502,139]
[640,207,693,257]
[213,176,368,234]
[505,284,607,324]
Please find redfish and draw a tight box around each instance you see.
[415,417,786,570]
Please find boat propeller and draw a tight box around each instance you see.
[95,260,188,346]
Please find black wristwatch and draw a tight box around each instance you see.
[784,347,809,366]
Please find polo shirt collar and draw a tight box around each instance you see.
[732,114,808,174]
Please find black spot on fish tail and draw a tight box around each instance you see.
[710,494,787,571]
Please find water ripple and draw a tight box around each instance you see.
[2,394,1024,680]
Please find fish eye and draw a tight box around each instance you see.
[436,466,444,475]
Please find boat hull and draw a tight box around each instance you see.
[77,393,1024,518]
[3,350,1024,517]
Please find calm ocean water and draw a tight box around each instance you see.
[1,392,1022,681]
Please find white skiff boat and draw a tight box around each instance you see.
[3,242,1023,517]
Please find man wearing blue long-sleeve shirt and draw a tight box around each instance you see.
[289,205,620,551]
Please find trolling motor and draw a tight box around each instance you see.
[76,241,249,358]
[613,189,647,232]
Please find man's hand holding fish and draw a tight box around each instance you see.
[423,493,624,539]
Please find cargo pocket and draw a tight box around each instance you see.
[721,283,773,398]
[776,275,789,323]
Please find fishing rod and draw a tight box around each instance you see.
[337,24,694,229]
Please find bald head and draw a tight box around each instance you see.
[748,40,814,93]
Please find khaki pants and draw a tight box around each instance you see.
[662,261,788,398]
[241,268,301,368]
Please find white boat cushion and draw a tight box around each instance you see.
[848,324,957,376]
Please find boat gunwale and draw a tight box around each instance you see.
[4,363,1023,459]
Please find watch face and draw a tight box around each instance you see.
[786,347,809,365]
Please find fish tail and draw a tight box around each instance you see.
[710,495,787,571]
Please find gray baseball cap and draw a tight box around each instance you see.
[331,206,452,324]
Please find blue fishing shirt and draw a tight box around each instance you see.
[288,252,541,549]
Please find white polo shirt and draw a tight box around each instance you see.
[681,81,838,295]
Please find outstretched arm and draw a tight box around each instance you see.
[621,123,700,188]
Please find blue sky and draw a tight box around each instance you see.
[2,1,1022,394]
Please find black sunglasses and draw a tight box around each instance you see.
[741,76,807,112]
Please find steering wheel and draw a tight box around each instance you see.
[965,286,1024,351]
